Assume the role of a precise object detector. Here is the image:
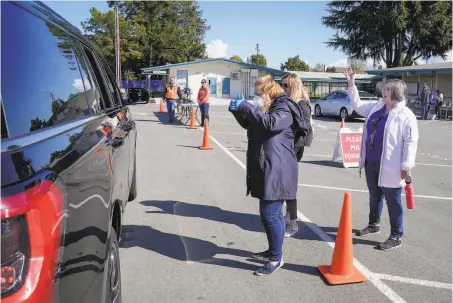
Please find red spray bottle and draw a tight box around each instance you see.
[405,176,415,209]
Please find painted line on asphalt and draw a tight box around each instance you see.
[199,126,406,303]
[297,183,452,201]
[373,273,452,290]
[419,120,435,125]
[303,154,452,168]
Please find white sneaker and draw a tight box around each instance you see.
[284,224,299,238]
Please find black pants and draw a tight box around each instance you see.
[435,102,443,119]
[285,145,305,221]
[294,145,304,162]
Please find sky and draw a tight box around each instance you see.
[43,0,451,70]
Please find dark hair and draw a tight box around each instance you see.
[437,89,442,93]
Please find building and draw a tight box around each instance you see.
[141,58,288,99]
[366,62,452,102]
[277,71,381,98]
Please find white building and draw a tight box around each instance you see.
[141,58,287,100]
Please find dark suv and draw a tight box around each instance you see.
[1,1,148,302]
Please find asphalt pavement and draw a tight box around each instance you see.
[121,103,452,303]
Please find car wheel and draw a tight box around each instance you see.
[128,158,137,201]
[107,228,122,303]
[340,107,349,120]
[315,105,322,117]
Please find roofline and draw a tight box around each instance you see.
[141,58,289,76]
[366,65,452,76]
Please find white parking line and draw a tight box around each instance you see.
[298,183,452,201]
[200,126,406,303]
[374,273,452,290]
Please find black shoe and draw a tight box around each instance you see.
[251,250,271,261]
[377,238,402,251]
[355,225,380,237]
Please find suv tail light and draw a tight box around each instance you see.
[1,179,64,302]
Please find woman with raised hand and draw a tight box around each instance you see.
[345,68,419,251]
[229,75,308,275]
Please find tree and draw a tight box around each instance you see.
[82,1,210,76]
[322,1,452,67]
[250,54,267,67]
[280,55,309,71]
[347,58,366,73]
[230,55,243,62]
[326,67,336,72]
[310,63,326,72]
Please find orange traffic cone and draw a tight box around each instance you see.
[340,118,345,128]
[318,192,366,285]
[188,107,197,129]
[159,99,165,113]
[199,119,213,150]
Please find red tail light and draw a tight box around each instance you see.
[1,180,64,302]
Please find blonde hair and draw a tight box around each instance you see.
[283,73,310,103]
[254,75,284,112]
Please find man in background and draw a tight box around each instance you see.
[164,76,182,123]
[420,83,431,120]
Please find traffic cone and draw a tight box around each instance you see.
[317,192,366,285]
[340,118,345,128]
[159,99,165,113]
[199,118,213,150]
[188,107,197,129]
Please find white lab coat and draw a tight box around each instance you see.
[348,85,419,188]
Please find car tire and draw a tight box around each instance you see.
[106,228,122,303]
[340,107,349,121]
[315,105,322,117]
[128,159,137,201]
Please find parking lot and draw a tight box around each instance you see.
[121,103,452,303]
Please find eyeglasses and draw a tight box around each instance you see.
[201,82,206,84]
[368,112,387,150]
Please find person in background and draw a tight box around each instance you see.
[198,79,210,127]
[435,89,444,119]
[345,68,419,251]
[229,75,308,275]
[420,83,431,120]
[164,76,182,123]
[280,73,313,238]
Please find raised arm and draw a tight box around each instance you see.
[236,99,292,133]
[344,68,376,118]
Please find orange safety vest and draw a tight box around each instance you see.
[165,85,178,99]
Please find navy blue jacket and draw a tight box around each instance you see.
[231,95,308,200]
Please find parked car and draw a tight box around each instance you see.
[312,90,379,120]
[1,1,149,302]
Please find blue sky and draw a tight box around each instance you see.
[43,1,450,69]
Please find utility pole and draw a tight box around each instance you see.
[255,43,260,55]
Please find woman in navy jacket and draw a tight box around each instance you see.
[229,75,308,275]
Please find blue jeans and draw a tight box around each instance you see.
[365,161,403,239]
[421,102,429,120]
[166,99,176,122]
[200,103,210,125]
[259,200,285,261]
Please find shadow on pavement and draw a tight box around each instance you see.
[296,222,380,247]
[300,160,344,168]
[140,200,264,233]
[120,224,320,277]
[154,111,185,126]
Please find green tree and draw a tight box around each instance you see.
[250,54,267,66]
[310,63,325,72]
[280,55,309,71]
[82,1,210,76]
[347,58,366,73]
[322,1,452,67]
[230,55,243,62]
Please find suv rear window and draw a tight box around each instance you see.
[1,2,92,138]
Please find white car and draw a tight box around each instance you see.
[312,90,379,120]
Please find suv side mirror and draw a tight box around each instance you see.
[128,88,149,104]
